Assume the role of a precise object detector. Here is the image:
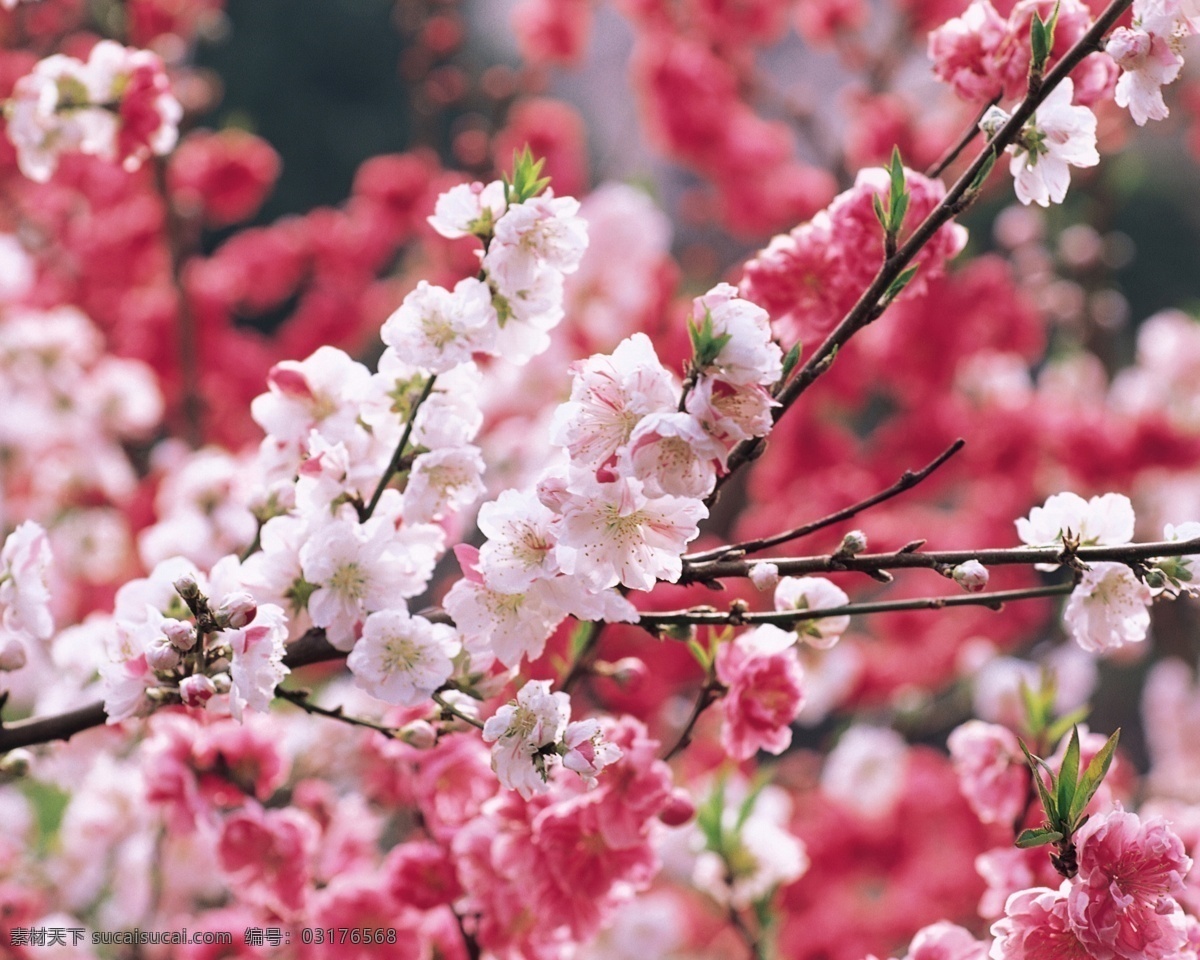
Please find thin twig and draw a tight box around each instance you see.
[275,686,401,738]
[925,95,1002,179]
[640,583,1075,632]
[561,620,606,693]
[663,677,723,761]
[680,535,1200,585]
[362,373,437,521]
[728,904,767,960]
[686,438,965,563]
[431,692,486,731]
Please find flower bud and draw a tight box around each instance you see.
[173,574,202,602]
[215,592,257,629]
[145,638,182,673]
[952,560,990,593]
[1105,27,1150,69]
[0,749,32,782]
[0,637,27,672]
[163,619,198,651]
[839,530,868,556]
[658,788,697,826]
[179,674,216,707]
[979,105,1011,139]
[748,562,780,591]
[596,657,648,691]
[211,672,232,694]
[399,720,438,749]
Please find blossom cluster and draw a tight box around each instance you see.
[5,39,181,182]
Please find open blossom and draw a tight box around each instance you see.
[476,488,561,593]
[557,476,707,591]
[774,576,850,647]
[0,521,55,641]
[226,603,289,721]
[5,41,181,182]
[489,192,589,283]
[1017,492,1136,549]
[623,411,725,499]
[1063,561,1153,654]
[1067,807,1192,958]
[427,179,507,238]
[691,283,783,387]
[820,725,909,819]
[549,333,678,469]
[1107,27,1183,125]
[482,679,571,798]
[715,625,805,761]
[992,80,1099,207]
[947,720,1028,825]
[381,278,498,373]
[562,718,623,785]
[298,517,422,650]
[991,885,1094,960]
[347,608,459,706]
[443,572,566,668]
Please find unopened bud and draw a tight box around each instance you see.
[211,672,232,694]
[215,593,257,629]
[179,674,217,707]
[399,720,437,749]
[0,749,32,782]
[599,657,648,691]
[146,638,182,673]
[173,575,201,602]
[839,530,868,556]
[163,619,198,652]
[0,637,27,672]
[1144,568,1167,590]
[979,105,1010,139]
[952,560,990,593]
[658,788,697,826]
[748,562,780,591]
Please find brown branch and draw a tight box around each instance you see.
[663,676,723,761]
[560,620,606,693]
[362,373,437,521]
[686,438,964,563]
[681,535,1200,585]
[275,686,402,738]
[925,94,1002,179]
[640,583,1075,632]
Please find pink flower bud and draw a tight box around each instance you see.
[179,674,217,707]
[839,530,868,555]
[658,788,697,826]
[145,638,182,673]
[216,592,257,629]
[173,574,201,602]
[0,637,27,672]
[399,720,437,749]
[163,619,198,651]
[1106,27,1151,69]
[953,560,989,593]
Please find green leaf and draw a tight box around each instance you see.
[504,145,552,205]
[687,637,711,669]
[696,777,727,852]
[1045,706,1090,748]
[889,145,906,206]
[1016,827,1065,848]
[873,193,888,231]
[1055,726,1081,824]
[1069,728,1120,827]
[882,264,919,304]
[780,342,801,382]
[970,150,997,191]
[736,768,774,830]
[1018,737,1059,823]
[568,621,595,660]
[1030,12,1050,72]
[689,309,733,369]
[891,192,910,234]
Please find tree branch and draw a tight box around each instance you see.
[686,438,964,563]
[680,535,1200,585]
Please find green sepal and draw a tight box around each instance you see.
[687,637,711,669]
[696,776,727,852]
[568,620,595,660]
[1068,728,1120,827]
[1016,827,1065,849]
[688,309,734,370]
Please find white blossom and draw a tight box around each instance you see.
[1006,80,1099,207]
[774,576,851,648]
[347,608,459,706]
[482,679,571,798]
[1063,561,1153,654]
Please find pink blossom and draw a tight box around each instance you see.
[346,608,459,706]
[482,679,571,798]
[381,277,498,373]
[1004,81,1100,208]
[558,476,707,591]
[692,282,783,387]
[0,520,54,641]
[1108,27,1183,125]
[226,602,289,721]
[216,803,319,915]
[947,720,1028,825]
[1067,808,1192,958]
[991,885,1094,960]
[904,921,989,960]
[821,725,909,819]
[774,576,851,648]
[715,625,805,761]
